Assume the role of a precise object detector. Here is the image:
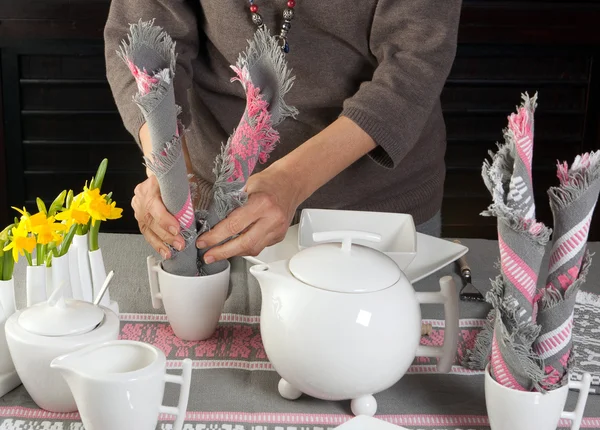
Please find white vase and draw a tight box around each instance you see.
[0,278,16,317]
[26,265,47,306]
[68,245,84,300]
[73,234,93,302]
[89,248,111,307]
[45,266,53,298]
[0,298,21,398]
[51,254,73,299]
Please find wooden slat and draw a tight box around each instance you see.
[23,142,140,171]
[21,113,131,141]
[19,55,107,80]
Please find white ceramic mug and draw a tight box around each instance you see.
[52,340,192,430]
[485,364,592,430]
[147,255,230,341]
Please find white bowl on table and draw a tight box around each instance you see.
[298,209,417,270]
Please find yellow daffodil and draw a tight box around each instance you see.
[32,215,66,245]
[11,207,32,232]
[55,194,90,228]
[81,186,123,222]
[3,223,36,263]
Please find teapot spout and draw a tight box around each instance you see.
[249,264,280,296]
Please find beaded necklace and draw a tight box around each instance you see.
[247,0,297,53]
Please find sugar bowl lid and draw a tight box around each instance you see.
[288,230,401,293]
[18,285,104,337]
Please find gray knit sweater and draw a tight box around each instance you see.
[104,0,462,225]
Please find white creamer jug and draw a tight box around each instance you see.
[51,340,192,430]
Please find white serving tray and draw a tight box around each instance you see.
[334,415,408,429]
[243,224,468,283]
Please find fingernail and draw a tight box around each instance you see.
[169,226,178,235]
[175,239,185,251]
[204,255,215,264]
[196,241,207,249]
[160,249,168,259]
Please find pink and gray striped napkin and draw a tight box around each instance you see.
[465,93,600,392]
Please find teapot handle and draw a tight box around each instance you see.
[414,276,459,373]
[146,256,163,309]
[160,358,192,430]
[312,230,381,253]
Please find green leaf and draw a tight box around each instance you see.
[2,251,13,281]
[48,190,67,216]
[0,224,12,242]
[66,190,74,209]
[58,224,78,257]
[91,158,108,191]
[36,198,48,214]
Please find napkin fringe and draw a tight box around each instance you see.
[143,127,184,178]
[463,308,495,370]
[539,250,593,311]
[117,19,177,116]
[132,69,175,117]
[548,151,600,211]
[212,139,248,220]
[234,26,298,126]
[117,19,177,76]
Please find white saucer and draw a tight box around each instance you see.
[243,224,468,283]
[334,416,408,429]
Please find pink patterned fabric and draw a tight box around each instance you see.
[498,236,537,303]
[126,60,159,95]
[174,192,194,229]
[227,66,280,183]
[490,334,525,391]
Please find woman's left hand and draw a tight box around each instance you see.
[196,164,303,263]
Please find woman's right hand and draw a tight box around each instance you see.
[131,175,185,259]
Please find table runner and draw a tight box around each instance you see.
[3,235,599,429]
[1,314,599,430]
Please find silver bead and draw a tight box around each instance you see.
[283,8,294,20]
[282,21,291,31]
[280,29,288,37]
[252,12,263,26]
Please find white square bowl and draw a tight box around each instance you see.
[298,209,417,271]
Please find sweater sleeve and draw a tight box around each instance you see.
[341,0,462,168]
[104,0,200,146]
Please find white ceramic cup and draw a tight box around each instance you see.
[147,255,230,341]
[485,364,592,430]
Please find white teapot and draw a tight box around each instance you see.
[249,230,459,416]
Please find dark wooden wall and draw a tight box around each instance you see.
[1,0,600,239]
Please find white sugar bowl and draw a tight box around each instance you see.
[4,289,119,412]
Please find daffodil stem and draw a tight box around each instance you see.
[36,244,42,266]
[40,244,47,265]
[25,251,33,266]
[0,250,4,282]
[3,252,14,281]
[89,220,101,251]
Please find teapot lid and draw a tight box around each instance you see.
[18,284,104,337]
[288,230,401,293]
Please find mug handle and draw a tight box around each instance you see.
[160,358,193,430]
[146,255,163,309]
[414,276,460,373]
[561,372,592,430]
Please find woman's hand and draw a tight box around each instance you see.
[196,164,302,263]
[131,175,185,259]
